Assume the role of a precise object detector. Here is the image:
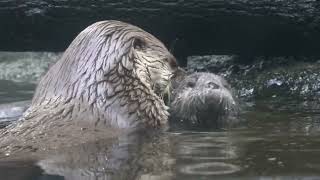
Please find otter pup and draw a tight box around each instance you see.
[169,70,239,129]
[0,20,178,153]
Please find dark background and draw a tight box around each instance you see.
[1,0,320,63]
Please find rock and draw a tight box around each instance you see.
[187,55,320,99]
[0,52,61,83]
[1,0,320,59]
[187,55,238,76]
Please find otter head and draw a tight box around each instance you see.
[133,39,177,97]
[27,20,178,130]
[170,71,239,129]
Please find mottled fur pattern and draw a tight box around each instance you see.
[0,20,177,152]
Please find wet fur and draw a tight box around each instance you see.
[0,20,177,153]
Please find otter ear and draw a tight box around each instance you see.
[132,38,146,50]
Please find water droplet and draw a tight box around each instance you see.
[268,157,276,161]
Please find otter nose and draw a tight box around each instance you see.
[207,82,220,89]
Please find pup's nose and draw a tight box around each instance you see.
[207,82,220,89]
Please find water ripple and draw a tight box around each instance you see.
[179,162,241,175]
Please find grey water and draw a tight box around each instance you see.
[1,53,320,180]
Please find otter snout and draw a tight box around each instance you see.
[206,81,220,89]
[169,72,239,129]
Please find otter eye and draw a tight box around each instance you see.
[187,81,195,88]
[133,38,146,50]
[207,82,219,89]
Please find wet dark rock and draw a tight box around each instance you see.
[1,0,320,59]
[0,52,62,83]
[187,55,320,100]
[187,55,238,76]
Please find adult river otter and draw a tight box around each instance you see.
[169,70,239,129]
[0,20,178,153]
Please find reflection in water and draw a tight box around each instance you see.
[174,132,241,176]
[38,131,178,180]
[2,94,320,179]
[34,131,242,179]
[37,134,146,180]
[30,131,243,180]
[1,131,177,180]
[0,130,244,180]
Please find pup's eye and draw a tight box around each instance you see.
[187,81,195,88]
